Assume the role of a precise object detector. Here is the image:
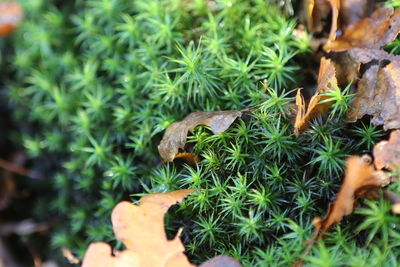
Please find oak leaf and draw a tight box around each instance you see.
[325,7,400,52]
[312,155,390,235]
[294,57,337,135]
[373,130,400,171]
[158,111,242,162]
[0,1,23,37]
[82,189,196,267]
[347,61,400,130]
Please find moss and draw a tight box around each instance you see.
[2,0,400,265]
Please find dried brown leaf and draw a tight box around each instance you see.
[339,0,374,27]
[373,130,400,171]
[199,255,242,267]
[330,52,360,85]
[348,48,400,64]
[384,191,400,214]
[0,1,23,37]
[308,0,340,41]
[294,57,337,135]
[347,62,400,130]
[82,189,196,267]
[158,111,242,162]
[173,152,200,166]
[325,7,400,52]
[312,155,386,234]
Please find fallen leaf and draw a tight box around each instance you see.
[294,57,337,135]
[173,152,201,166]
[339,0,374,27]
[325,7,400,52]
[82,189,241,267]
[347,61,400,130]
[312,155,389,235]
[82,189,196,267]
[330,51,360,85]
[294,155,390,267]
[158,111,242,162]
[347,48,400,64]
[384,191,400,215]
[199,255,242,267]
[373,130,400,171]
[0,1,23,37]
[307,0,340,41]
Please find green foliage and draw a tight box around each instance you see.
[2,0,400,265]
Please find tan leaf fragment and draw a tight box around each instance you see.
[312,155,388,235]
[173,152,201,166]
[373,130,400,171]
[158,111,242,162]
[347,48,400,64]
[294,57,337,135]
[199,255,242,267]
[325,7,400,52]
[0,1,23,37]
[307,0,340,41]
[347,62,400,130]
[82,189,196,267]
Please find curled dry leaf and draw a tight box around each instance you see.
[158,111,242,162]
[347,61,400,130]
[0,1,23,37]
[307,0,340,41]
[339,0,374,27]
[325,7,400,52]
[172,152,201,166]
[294,57,337,135]
[348,48,400,64]
[82,189,241,267]
[199,255,242,267]
[330,51,360,85]
[82,189,196,267]
[312,155,390,235]
[373,130,400,171]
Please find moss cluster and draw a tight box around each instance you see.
[2,0,400,265]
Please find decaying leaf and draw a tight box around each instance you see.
[330,51,360,85]
[199,255,242,267]
[82,189,196,267]
[373,130,400,171]
[384,191,400,215]
[339,0,374,27]
[172,152,201,166]
[312,155,390,235]
[294,57,337,135]
[0,1,23,37]
[347,61,400,130]
[307,0,340,41]
[82,189,241,267]
[158,111,242,162]
[325,7,400,52]
[347,48,400,65]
